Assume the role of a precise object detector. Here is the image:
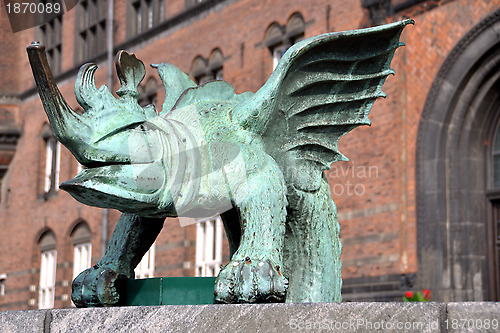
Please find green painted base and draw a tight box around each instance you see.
[124,277,216,306]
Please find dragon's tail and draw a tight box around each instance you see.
[283,176,342,302]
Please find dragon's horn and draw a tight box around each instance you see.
[115,51,145,98]
[27,42,88,146]
[28,43,160,167]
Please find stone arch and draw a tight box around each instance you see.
[208,48,224,72]
[144,76,158,92]
[191,55,206,79]
[37,229,57,251]
[264,13,305,48]
[191,49,225,84]
[286,12,305,39]
[69,220,92,280]
[264,22,284,47]
[40,122,52,139]
[69,220,92,244]
[263,14,305,72]
[416,10,500,301]
[138,76,159,107]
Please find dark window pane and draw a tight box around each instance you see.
[495,125,500,152]
[37,16,62,75]
[129,0,164,37]
[494,154,500,187]
[76,0,107,62]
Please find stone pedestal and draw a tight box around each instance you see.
[1,302,499,332]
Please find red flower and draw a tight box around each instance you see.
[423,289,431,300]
[405,291,413,299]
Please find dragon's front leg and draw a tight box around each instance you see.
[215,151,288,303]
[72,213,164,307]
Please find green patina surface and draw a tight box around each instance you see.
[27,19,412,307]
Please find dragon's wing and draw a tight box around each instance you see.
[232,19,413,192]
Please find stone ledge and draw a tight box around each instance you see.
[1,302,499,332]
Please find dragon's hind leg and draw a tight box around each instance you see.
[214,151,288,303]
[283,175,342,302]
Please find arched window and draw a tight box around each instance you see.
[286,13,305,39]
[70,222,92,280]
[138,77,159,108]
[208,49,224,81]
[192,56,206,84]
[38,230,57,309]
[191,49,225,85]
[265,13,305,70]
[41,123,60,197]
[265,22,286,70]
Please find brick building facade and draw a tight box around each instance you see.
[0,0,499,310]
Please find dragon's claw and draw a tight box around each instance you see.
[214,257,288,303]
[72,266,128,307]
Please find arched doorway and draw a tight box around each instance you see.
[417,10,500,301]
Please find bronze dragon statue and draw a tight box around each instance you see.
[27,19,412,306]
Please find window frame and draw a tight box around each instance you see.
[0,274,6,296]
[272,44,288,70]
[192,49,225,85]
[491,119,500,189]
[75,0,108,63]
[35,14,63,75]
[127,0,165,38]
[185,0,207,9]
[138,77,159,108]
[265,13,305,72]
[39,249,57,309]
[73,242,92,279]
[41,124,61,198]
[195,216,223,277]
[135,243,155,279]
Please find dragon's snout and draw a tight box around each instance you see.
[27,43,158,167]
[27,43,174,215]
